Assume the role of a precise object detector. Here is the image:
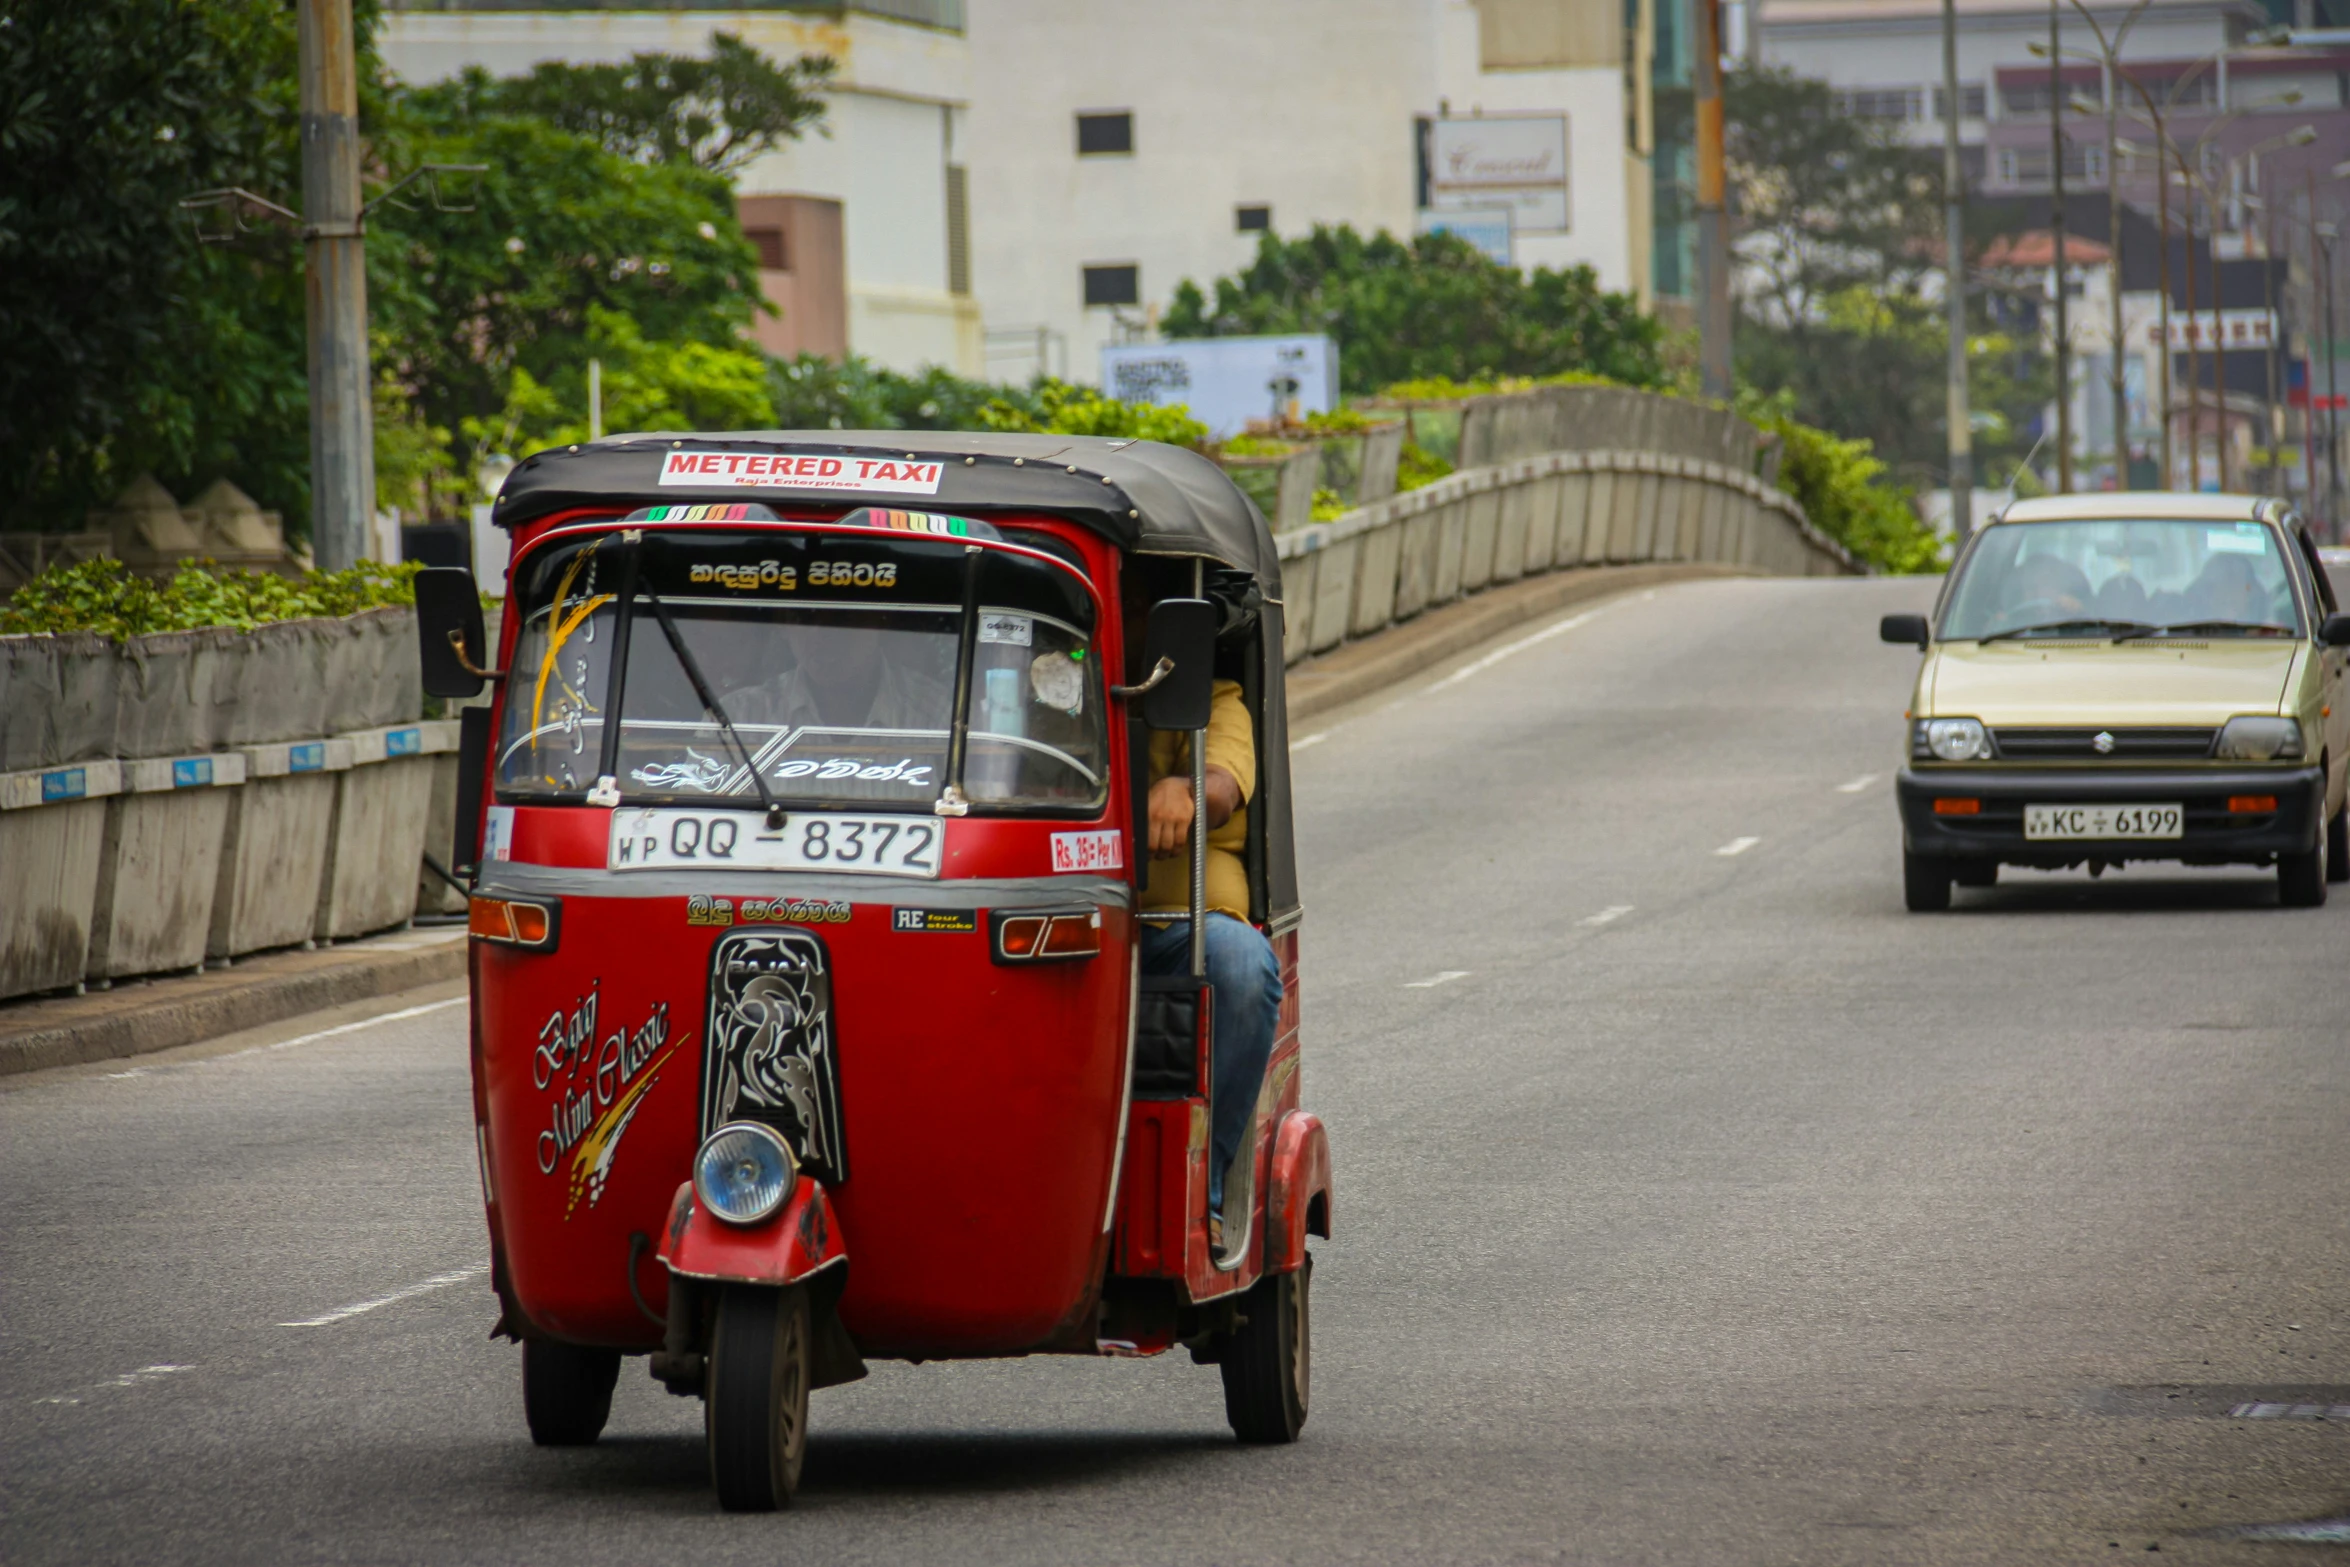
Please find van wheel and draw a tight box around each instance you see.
[707,1284,811,1512]
[1221,1255,1310,1444]
[2327,803,2348,884]
[1903,849,1953,912]
[522,1340,621,1446]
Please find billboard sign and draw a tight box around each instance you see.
[1100,335,1339,439]
[1427,115,1570,234]
[1417,204,1514,265]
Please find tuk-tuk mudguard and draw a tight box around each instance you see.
[658,1177,847,1288]
[1261,1111,1332,1274]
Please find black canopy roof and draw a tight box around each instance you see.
[492,429,1281,592]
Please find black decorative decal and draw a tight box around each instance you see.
[702,930,846,1182]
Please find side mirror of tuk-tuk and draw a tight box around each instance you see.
[416,566,494,698]
[1139,597,1217,731]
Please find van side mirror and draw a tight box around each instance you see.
[1880,613,1930,650]
[416,566,492,698]
[2321,613,2350,648]
[1139,597,1217,731]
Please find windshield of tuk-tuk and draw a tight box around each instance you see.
[495,526,1106,812]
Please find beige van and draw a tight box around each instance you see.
[1882,494,2350,910]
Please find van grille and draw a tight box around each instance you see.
[1989,726,2217,761]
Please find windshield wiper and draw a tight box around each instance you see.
[1977,618,2154,643]
[2111,619,2294,642]
[638,585,789,831]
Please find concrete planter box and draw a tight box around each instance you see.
[0,762,123,1000]
[317,723,461,942]
[210,740,349,961]
[1305,536,1359,654]
[86,753,248,981]
[1350,517,1404,636]
[1459,487,1501,594]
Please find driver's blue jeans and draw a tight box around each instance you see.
[1137,914,1282,1213]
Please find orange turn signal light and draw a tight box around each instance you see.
[1932,797,1981,816]
[469,895,559,950]
[2227,795,2277,814]
[991,908,1100,964]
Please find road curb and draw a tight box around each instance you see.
[1286,562,1756,725]
[0,935,466,1077]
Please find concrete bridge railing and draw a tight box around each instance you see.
[1274,446,1859,665]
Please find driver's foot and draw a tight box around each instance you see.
[1208,1213,1224,1251]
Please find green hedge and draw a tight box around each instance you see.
[1,558,423,639]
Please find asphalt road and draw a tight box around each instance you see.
[7,574,2350,1565]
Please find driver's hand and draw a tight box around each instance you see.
[1148,776,1193,857]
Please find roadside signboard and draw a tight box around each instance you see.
[1426,115,1570,234]
[1100,335,1339,439]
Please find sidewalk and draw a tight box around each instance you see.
[0,926,466,1077]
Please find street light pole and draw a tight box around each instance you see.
[1944,0,1974,535]
[2049,0,2072,490]
[297,0,374,570]
[2323,222,2342,524]
[1696,0,1733,403]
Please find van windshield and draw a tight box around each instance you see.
[495,528,1105,812]
[1940,518,2304,641]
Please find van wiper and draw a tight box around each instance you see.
[1977,618,2153,643]
[639,587,789,831]
[2111,619,2294,642]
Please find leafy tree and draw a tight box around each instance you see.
[1726,65,2047,487]
[0,0,342,528]
[399,34,832,175]
[1164,227,1664,395]
[769,354,1017,432]
[366,110,765,465]
[468,306,774,456]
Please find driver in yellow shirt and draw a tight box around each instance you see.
[1138,677,1281,1247]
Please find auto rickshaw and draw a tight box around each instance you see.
[413,431,1333,1511]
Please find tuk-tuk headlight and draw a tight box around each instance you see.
[693,1122,798,1226]
[2214,715,2304,761]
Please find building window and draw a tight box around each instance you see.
[1235,203,1271,233]
[945,164,970,295]
[1075,111,1133,156]
[745,227,787,271]
[1082,263,1139,307]
[1933,83,1988,120]
[1996,142,2105,188]
[1834,86,1923,121]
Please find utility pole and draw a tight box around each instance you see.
[298,0,373,570]
[2104,63,2127,488]
[2181,159,2202,490]
[1943,0,1974,536]
[1696,0,1734,403]
[2049,0,2072,490]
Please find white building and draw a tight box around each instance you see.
[966,0,1656,387]
[378,1,982,375]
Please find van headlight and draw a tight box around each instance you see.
[2214,716,2304,761]
[1912,717,1993,762]
[693,1122,798,1226]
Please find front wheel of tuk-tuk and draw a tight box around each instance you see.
[706,1283,812,1512]
[1220,1254,1311,1444]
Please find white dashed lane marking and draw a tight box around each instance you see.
[1715,837,1762,857]
[103,996,467,1080]
[1835,773,1880,793]
[1580,905,1634,927]
[1402,971,1471,990]
[35,1363,195,1407]
[279,1263,489,1329]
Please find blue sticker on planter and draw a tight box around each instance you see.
[40,768,87,803]
[386,727,422,757]
[173,758,214,788]
[288,743,325,773]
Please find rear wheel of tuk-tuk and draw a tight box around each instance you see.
[706,1283,812,1512]
[522,1340,622,1446]
[1220,1254,1311,1443]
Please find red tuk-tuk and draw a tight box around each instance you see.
[413,431,1332,1511]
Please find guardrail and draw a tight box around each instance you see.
[1275,446,1856,663]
